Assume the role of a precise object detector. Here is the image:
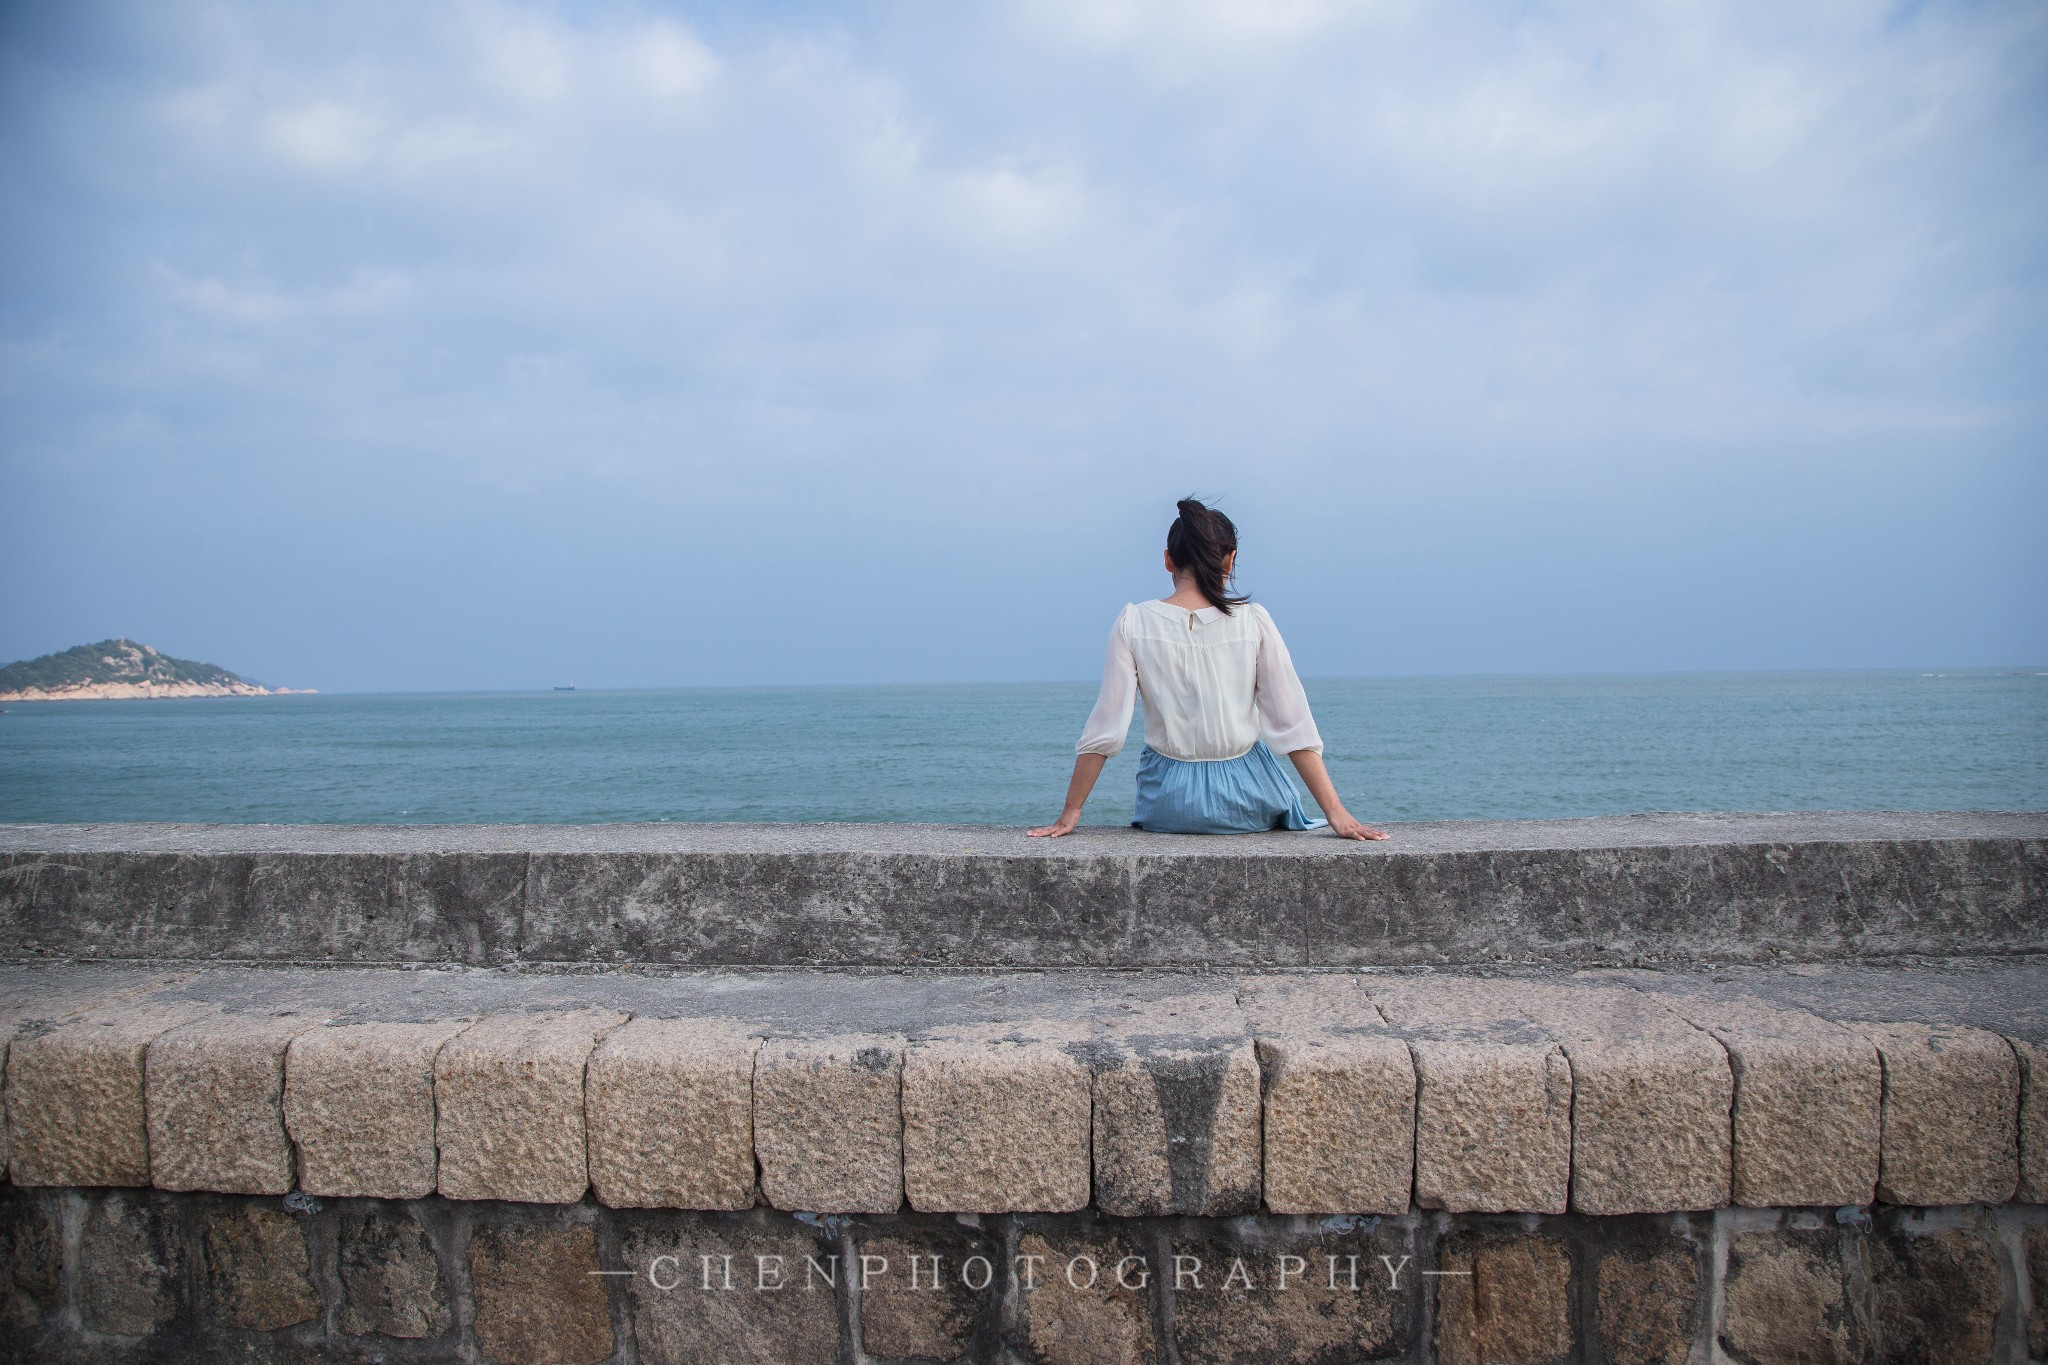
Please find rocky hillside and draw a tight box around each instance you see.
[0,639,309,701]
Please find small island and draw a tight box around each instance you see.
[0,639,312,702]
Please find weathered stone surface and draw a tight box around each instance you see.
[0,1194,60,1329]
[904,1039,1091,1213]
[1662,996,1881,1207]
[0,847,259,960]
[1435,1233,1574,1365]
[2009,1036,2047,1203]
[1595,1247,1701,1365]
[1169,1220,1414,1364]
[1851,1022,2019,1205]
[469,1220,615,1365]
[620,1214,840,1365]
[1719,1227,1863,1365]
[78,1191,185,1336]
[1515,983,1731,1215]
[286,1018,472,1199]
[1094,1038,1261,1217]
[201,1203,320,1331]
[1868,1225,2002,1365]
[2026,1224,2048,1360]
[1013,1226,1156,1365]
[244,849,529,964]
[1257,1034,1415,1214]
[528,845,1149,968]
[587,1016,759,1210]
[6,999,212,1186]
[753,1034,904,1213]
[1410,1039,1570,1214]
[1240,974,1414,1215]
[338,1203,451,1339]
[435,1009,625,1203]
[1369,976,1575,1214]
[10,812,2041,969]
[857,1226,997,1360]
[148,1012,317,1194]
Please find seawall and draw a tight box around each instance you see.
[2,810,2042,967]
[2,815,2044,1363]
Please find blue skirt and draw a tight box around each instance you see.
[1133,740,1327,835]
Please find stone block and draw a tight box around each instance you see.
[2026,1224,2048,1360]
[200,1203,320,1331]
[2010,1036,2047,1203]
[620,1213,840,1365]
[587,1017,759,1210]
[1490,978,1736,1216]
[1365,977,1578,1214]
[857,1225,998,1360]
[1564,1033,1731,1214]
[1868,1226,2002,1365]
[903,1039,1091,1213]
[149,1011,319,1195]
[1851,1022,2019,1205]
[1663,996,1881,1207]
[469,1220,615,1365]
[1409,1039,1569,1214]
[435,1009,625,1204]
[338,1203,450,1340]
[1168,1219,1414,1364]
[753,1035,903,1213]
[1257,1035,1414,1214]
[0,1194,60,1329]
[1012,1226,1156,1365]
[1718,1227,1863,1365]
[1435,1233,1574,1365]
[78,1191,185,1336]
[6,999,212,1187]
[1595,1247,1702,1365]
[1094,1038,1261,1217]
[285,1018,472,1199]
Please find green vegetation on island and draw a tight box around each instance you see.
[0,639,297,700]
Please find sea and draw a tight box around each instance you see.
[0,671,2042,826]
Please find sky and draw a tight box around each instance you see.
[2,0,2044,692]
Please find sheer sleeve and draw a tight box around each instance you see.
[1076,606,1138,757]
[1253,604,1323,755]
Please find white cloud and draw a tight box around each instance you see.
[263,100,379,170]
[625,19,718,99]
[2,0,2043,681]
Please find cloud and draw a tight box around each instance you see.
[0,0,2042,688]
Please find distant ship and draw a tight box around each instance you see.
[553,683,576,691]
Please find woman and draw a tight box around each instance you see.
[1029,499,1388,840]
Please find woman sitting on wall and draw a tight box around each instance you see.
[1029,498,1388,840]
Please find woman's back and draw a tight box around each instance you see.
[1029,498,1385,840]
[1086,600,1319,763]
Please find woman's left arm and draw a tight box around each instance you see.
[1286,748,1387,842]
[1254,606,1386,841]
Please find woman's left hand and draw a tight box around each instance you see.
[1326,812,1388,841]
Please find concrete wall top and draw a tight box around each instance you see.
[2,809,2042,856]
[1,811,2041,968]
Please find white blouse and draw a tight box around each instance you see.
[1075,599,1324,762]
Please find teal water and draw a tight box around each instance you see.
[0,671,2041,825]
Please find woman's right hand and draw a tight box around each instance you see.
[1028,811,1082,837]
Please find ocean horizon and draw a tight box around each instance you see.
[1,667,2042,827]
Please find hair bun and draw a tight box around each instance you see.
[1165,497,1248,615]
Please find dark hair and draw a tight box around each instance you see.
[1165,498,1249,614]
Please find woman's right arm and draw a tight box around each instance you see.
[1030,610,1135,837]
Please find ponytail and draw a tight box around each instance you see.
[1165,498,1249,614]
